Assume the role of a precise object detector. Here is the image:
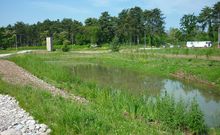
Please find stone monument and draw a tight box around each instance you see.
[46,37,53,51]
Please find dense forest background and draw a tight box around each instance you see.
[0,2,219,49]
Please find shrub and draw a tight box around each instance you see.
[111,36,120,52]
[153,94,206,133]
[62,44,70,52]
[187,99,207,134]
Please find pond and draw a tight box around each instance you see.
[72,64,220,128]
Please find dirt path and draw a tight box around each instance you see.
[0,60,88,104]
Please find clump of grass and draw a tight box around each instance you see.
[62,44,70,52]
[153,94,206,133]
[184,48,189,55]
[205,48,213,59]
[187,99,207,134]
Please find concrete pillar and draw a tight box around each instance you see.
[46,37,53,51]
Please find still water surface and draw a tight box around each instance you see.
[72,64,220,127]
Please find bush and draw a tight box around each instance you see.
[111,36,120,52]
[153,94,206,133]
[187,99,207,134]
[62,44,70,52]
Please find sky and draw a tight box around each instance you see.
[0,0,218,29]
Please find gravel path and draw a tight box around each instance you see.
[0,60,88,104]
[0,94,51,135]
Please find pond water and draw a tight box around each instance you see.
[72,64,220,127]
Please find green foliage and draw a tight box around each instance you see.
[61,44,70,52]
[111,36,120,52]
[180,14,198,41]
[85,26,100,44]
[98,11,115,44]
[75,33,89,45]
[0,1,220,49]
[187,99,206,134]
[167,28,183,45]
[63,39,71,45]
[154,94,206,132]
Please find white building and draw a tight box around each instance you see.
[186,41,212,48]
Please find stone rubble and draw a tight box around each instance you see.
[0,95,51,135]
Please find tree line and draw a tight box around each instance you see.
[0,2,219,49]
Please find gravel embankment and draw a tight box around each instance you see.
[0,94,51,135]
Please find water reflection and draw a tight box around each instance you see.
[72,64,220,127]
[73,64,164,96]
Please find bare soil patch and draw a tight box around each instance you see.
[170,71,216,87]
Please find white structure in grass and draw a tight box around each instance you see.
[186,41,212,48]
[46,37,53,51]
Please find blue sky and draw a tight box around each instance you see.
[0,0,218,29]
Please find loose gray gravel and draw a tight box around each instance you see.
[0,94,51,135]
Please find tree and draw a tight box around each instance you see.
[0,6,167,48]
[198,6,214,41]
[98,11,115,44]
[212,2,220,42]
[168,28,183,45]
[117,9,130,44]
[128,7,144,45]
[61,18,73,42]
[0,28,5,49]
[85,26,100,45]
[143,8,165,46]
[180,14,198,41]
[85,18,98,26]
[84,18,100,45]
[70,20,83,44]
